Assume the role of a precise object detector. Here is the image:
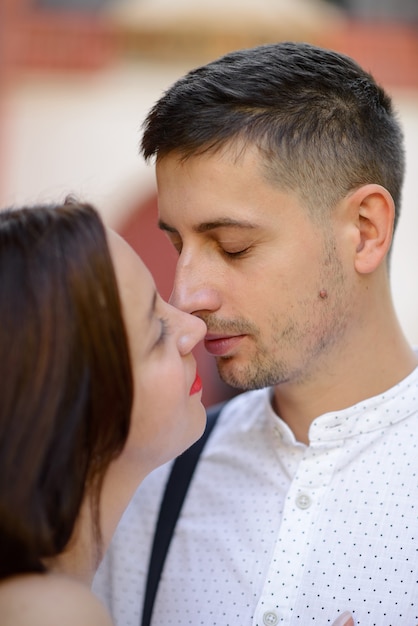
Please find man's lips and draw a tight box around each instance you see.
[204,334,246,356]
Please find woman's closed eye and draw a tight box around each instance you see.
[155,317,170,346]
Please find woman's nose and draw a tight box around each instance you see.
[176,310,207,355]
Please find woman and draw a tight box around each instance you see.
[0,199,206,625]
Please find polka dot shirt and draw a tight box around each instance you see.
[93,367,418,625]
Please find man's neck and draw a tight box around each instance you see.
[272,323,417,445]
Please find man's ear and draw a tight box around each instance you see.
[349,184,395,274]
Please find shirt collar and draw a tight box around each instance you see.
[265,361,418,444]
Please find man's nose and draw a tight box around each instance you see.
[169,254,221,315]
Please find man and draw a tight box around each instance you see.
[94,42,418,625]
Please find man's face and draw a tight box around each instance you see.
[156,144,354,390]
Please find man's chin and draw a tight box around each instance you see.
[216,358,260,391]
[216,356,284,391]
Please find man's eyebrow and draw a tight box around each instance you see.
[158,218,258,234]
[158,219,177,233]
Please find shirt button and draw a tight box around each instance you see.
[296,493,312,509]
[263,611,278,625]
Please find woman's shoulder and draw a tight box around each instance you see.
[0,572,113,626]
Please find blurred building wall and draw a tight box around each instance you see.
[336,0,418,21]
[1,0,418,405]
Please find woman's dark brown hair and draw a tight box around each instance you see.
[0,199,133,579]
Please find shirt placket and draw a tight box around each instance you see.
[253,442,342,626]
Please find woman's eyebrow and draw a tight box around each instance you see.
[148,290,157,321]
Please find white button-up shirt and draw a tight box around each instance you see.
[94,366,418,625]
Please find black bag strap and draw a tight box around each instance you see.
[140,402,225,626]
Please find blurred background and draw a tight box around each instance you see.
[1,0,417,406]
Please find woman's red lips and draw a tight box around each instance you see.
[204,334,245,356]
[190,371,202,395]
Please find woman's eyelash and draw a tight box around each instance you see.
[156,317,170,345]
